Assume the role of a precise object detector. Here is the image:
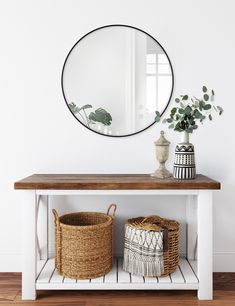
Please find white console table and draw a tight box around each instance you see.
[14,174,220,300]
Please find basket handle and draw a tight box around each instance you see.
[52,209,60,225]
[107,204,117,218]
[142,215,163,224]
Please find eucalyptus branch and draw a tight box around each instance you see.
[155,86,223,133]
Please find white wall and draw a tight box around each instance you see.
[0,0,234,272]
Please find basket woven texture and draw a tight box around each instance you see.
[52,204,116,280]
[126,215,179,276]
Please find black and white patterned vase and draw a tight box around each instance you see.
[173,132,196,180]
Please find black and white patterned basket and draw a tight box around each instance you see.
[123,216,179,277]
[123,224,164,277]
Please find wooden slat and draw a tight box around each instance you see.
[14,174,221,190]
[90,275,104,283]
[104,258,117,283]
[37,260,47,277]
[76,278,90,284]
[117,258,131,283]
[170,266,185,283]
[37,259,54,283]
[50,269,64,283]
[130,274,144,283]
[158,274,172,283]
[179,258,198,283]
[188,260,198,277]
[144,276,158,283]
[63,277,76,283]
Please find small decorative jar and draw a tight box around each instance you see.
[173,131,196,180]
[151,130,171,179]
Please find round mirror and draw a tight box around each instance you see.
[62,25,174,137]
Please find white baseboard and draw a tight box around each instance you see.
[1,252,235,272]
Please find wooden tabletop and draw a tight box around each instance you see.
[14,174,221,190]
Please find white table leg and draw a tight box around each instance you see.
[21,191,37,300]
[37,195,49,260]
[197,190,213,300]
[186,195,197,260]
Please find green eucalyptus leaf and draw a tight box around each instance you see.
[199,100,205,111]
[192,125,198,129]
[175,98,180,103]
[186,127,193,133]
[179,108,185,114]
[203,94,209,101]
[190,119,196,125]
[202,86,207,93]
[155,116,161,123]
[209,114,212,121]
[175,122,181,128]
[168,123,174,129]
[155,111,161,117]
[193,109,202,119]
[182,95,188,100]
[180,121,186,129]
[174,127,180,131]
[204,104,212,110]
[212,89,215,95]
[180,102,185,108]
[217,106,223,115]
[184,105,192,115]
[174,122,183,132]
[167,118,173,123]
[200,115,206,122]
[162,118,167,124]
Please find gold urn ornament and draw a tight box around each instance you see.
[151,131,172,179]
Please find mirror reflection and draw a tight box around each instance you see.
[62,25,173,136]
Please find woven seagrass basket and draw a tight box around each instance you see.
[123,215,179,277]
[52,204,116,279]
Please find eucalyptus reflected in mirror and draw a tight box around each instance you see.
[62,25,174,137]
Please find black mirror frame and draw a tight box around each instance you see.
[61,24,174,137]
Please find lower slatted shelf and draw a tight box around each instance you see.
[36,257,198,290]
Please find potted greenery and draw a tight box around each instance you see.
[155,86,223,179]
[68,102,112,129]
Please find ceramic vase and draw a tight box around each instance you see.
[173,131,196,180]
